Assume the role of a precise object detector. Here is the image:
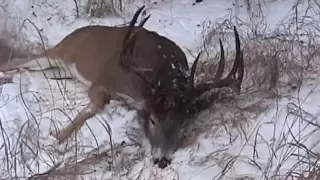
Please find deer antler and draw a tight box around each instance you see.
[119,6,176,98]
[122,14,151,54]
[187,52,201,90]
[187,26,244,102]
[119,5,154,85]
[121,9,243,112]
[122,5,146,48]
[120,6,188,100]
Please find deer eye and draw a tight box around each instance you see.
[150,118,156,125]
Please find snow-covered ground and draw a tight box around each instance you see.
[0,0,320,179]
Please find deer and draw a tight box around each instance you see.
[0,5,244,169]
[125,26,244,168]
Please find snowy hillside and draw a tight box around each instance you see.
[0,0,320,179]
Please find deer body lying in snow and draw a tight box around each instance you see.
[0,6,244,168]
[0,6,186,144]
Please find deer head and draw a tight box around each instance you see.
[121,8,244,168]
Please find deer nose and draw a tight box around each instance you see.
[157,157,172,169]
[151,148,173,168]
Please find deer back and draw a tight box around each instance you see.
[0,24,189,102]
[90,26,189,101]
[132,29,190,88]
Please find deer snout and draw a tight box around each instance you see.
[136,108,180,168]
[154,156,172,169]
[151,146,175,169]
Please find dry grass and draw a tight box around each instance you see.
[197,20,320,96]
[85,0,123,17]
[84,0,172,18]
[1,0,320,179]
[188,0,320,179]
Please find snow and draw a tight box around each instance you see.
[0,0,320,179]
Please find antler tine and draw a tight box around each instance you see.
[189,52,202,89]
[230,26,244,84]
[182,52,201,103]
[214,39,225,80]
[224,26,243,93]
[139,14,151,28]
[122,5,145,47]
[192,26,244,97]
[120,6,153,83]
[122,14,151,51]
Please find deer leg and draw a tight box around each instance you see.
[50,85,112,144]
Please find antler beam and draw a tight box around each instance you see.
[120,5,152,76]
[189,26,244,100]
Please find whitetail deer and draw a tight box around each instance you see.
[0,6,244,168]
[127,25,244,168]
